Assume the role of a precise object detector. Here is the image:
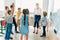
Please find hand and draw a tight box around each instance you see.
[2,17,4,18]
[40,22,42,26]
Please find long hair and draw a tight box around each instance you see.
[26,9,29,14]
[23,9,29,25]
[23,9,26,25]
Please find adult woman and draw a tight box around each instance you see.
[33,3,42,34]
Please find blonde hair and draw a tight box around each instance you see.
[36,3,39,5]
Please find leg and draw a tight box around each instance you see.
[33,15,37,33]
[13,17,17,32]
[5,24,8,39]
[13,17,19,33]
[33,22,36,33]
[5,24,12,40]
[26,35,28,40]
[38,15,41,21]
[36,22,39,34]
[1,21,3,33]
[17,19,20,31]
[1,26,3,33]
[36,15,41,34]
[33,27,35,33]
[20,34,23,40]
[43,26,46,36]
[40,26,46,37]
[18,25,20,31]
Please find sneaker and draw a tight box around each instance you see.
[33,32,35,33]
[11,32,14,35]
[36,32,38,34]
[40,35,46,37]
[1,32,4,34]
[9,37,13,39]
[15,31,19,33]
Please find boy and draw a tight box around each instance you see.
[16,8,21,31]
[40,11,47,37]
[5,10,13,40]
[10,5,19,33]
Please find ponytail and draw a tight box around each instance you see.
[23,9,29,25]
[23,9,26,25]
[24,13,26,25]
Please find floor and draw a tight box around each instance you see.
[0,26,59,40]
[0,18,59,40]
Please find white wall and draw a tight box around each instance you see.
[15,0,43,12]
[43,0,49,12]
[0,0,50,17]
[0,0,4,11]
[54,0,60,12]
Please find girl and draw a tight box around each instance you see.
[20,9,29,40]
[5,10,13,40]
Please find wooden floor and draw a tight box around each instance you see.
[0,26,59,40]
[0,18,59,40]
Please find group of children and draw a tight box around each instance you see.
[4,3,48,40]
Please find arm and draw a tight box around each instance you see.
[11,10,14,15]
[40,21,42,27]
[40,18,43,27]
[40,8,43,18]
[19,13,22,20]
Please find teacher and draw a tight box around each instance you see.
[33,3,42,34]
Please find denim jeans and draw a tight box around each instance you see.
[5,23,12,40]
[34,15,41,28]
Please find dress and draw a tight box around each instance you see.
[20,15,29,35]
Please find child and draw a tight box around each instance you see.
[10,5,19,33]
[5,10,13,40]
[20,9,29,40]
[40,11,47,37]
[0,6,9,34]
[16,8,21,31]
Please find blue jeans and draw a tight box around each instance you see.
[34,15,41,28]
[5,23,12,40]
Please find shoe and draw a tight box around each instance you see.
[33,32,35,33]
[11,32,14,35]
[54,29,57,34]
[40,35,46,37]
[9,37,13,39]
[15,31,19,33]
[36,32,38,34]
[1,32,4,34]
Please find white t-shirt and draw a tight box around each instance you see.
[5,11,13,23]
[5,14,13,23]
[34,8,42,15]
[41,16,47,26]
